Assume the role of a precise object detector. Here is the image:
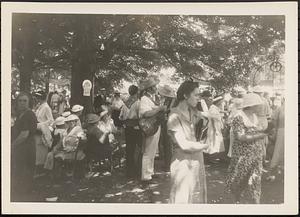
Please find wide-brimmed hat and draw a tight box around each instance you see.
[99,110,109,119]
[71,104,84,113]
[61,111,71,118]
[86,113,100,124]
[252,85,264,93]
[241,93,263,108]
[158,85,176,98]
[232,98,244,110]
[54,116,65,126]
[201,90,212,98]
[139,76,159,91]
[65,114,79,122]
[212,95,224,104]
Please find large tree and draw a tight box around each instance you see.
[12,14,285,100]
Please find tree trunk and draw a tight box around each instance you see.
[70,16,96,114]
[18,16,36,92]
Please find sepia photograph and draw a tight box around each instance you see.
[1,1,298,215]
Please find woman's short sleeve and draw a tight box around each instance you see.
[167,113,182,132]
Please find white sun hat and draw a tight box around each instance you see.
[241,93,263,108]
[71,105,84,113]
[54,116,65,126]
[61,111,71,118]
[65,114,79,122]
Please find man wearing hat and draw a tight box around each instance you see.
[157,84,176,171]
[71,104,84,127]
[139,76,167,183]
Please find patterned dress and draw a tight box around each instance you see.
[225,111,264,201]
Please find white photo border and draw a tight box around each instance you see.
[1,2,298,215]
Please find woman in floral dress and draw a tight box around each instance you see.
[225,93,268,204]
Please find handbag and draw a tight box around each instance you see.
[139,111,164,137]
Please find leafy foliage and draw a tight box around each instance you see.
[11,14,284,96]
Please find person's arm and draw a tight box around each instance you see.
[139,96,166,118]
[141,106,165,118]
[169,130,209,153]
[235,131,267,142]
[12,131,29,148]
[167,113,208,153]
[232,115,267,142]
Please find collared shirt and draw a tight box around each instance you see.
[167,107,202,160]
[139,95,158,118]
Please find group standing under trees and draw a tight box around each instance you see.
[11,14,285,204]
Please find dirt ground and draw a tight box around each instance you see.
[27,157,284,204]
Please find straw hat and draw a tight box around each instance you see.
[158,85,176,98]
[61,111,71,118]
[71,104,84,113]
[232,98,244,110]
[99,110,109,119]
[54,116,65,126]
[65,114,79,122]
[139,76,159,91]
[241,93,263,108]
[252,85,264,93]
[86,113,100,124]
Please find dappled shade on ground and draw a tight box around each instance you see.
[31,159,283,204]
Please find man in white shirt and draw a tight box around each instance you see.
[138,77,166,184]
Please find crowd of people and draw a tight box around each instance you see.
[11,77,284,204]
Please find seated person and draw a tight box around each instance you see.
[98,110,118,145]
[54,114,86,161]
[85,113,114,161]
[44,116,66,170]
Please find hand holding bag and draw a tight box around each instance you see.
[139,111,164,137]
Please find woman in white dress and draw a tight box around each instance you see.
[33,90,54,174]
